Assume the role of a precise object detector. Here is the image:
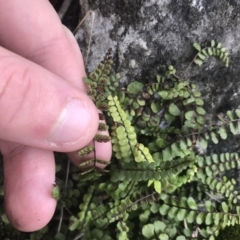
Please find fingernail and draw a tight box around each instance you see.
[48,99,90,145]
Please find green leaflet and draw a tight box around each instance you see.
[148,180,162,194]
[158,90,169,99]
[54,232,66,240]
[127,81,144,95]
[193,42,201,51]
[142,224,155,238]
[169,103,181,116]
[185,110,195,120]
[218,126,227,139]
[52,184,61,201]
[221,202,228,213]
[176,236,186,240]
[151,101,161,113]
[176,209,187,221]
[186,211,197,224]
[187,197,198,210]
[211,40,216,47]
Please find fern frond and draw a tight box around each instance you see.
[193,41,230,67]
[69,186,95,231]
[111,155,195,185]
[108,95,138,160]
[202,176,239,205]
[196,152,240,181]
[92,192,159,230]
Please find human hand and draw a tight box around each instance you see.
[0,0,112,232]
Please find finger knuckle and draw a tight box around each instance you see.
[0,56,33,124]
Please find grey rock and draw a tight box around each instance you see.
[76,0,240,153]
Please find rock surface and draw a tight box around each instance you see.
[75,0,240,153]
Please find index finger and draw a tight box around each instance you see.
[0,0,87,90]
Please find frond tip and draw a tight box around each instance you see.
[193,40,230,67]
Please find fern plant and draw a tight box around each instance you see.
[60,41,240,240]
[1,41,240,240]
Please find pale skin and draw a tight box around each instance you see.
[0,0,112,232]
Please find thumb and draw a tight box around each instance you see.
[0,47,99,152]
